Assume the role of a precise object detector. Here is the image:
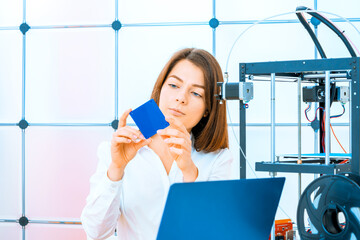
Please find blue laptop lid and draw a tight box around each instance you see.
[157,177,285,240]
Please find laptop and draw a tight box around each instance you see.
[156,177,285,240]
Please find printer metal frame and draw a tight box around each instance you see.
[238,57,360,178]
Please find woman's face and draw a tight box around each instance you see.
[159,59,207,132]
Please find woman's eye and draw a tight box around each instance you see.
[192,92,202,97]
[169,84,178,88]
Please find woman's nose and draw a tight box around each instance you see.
[176,91,186,104]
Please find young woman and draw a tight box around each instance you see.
[81,48,233,240]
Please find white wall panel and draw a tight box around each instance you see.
[0,223,22,240]
[318,0,360,18]
[0,31,22,122]
[26,28,114,123]
[0,0,22,27]
[27,224,86,240]
[217,0,314,21]
[0,128,21,219]
[26,0,113,26]
[25,127,112,219]
[118,0,212,23]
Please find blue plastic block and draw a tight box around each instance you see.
[130,99,169,139]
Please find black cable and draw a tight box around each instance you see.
[297,6,357,57]
[296,7,327,58]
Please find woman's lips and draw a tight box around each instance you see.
[168,108,185,117]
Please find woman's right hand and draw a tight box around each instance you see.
[108,109,152,181]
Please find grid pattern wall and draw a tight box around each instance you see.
[1,0,360,239]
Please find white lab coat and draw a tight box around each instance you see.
[81,141,234,240]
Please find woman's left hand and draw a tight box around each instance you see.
[157,116,198,182]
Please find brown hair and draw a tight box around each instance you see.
[151,48,228,152]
